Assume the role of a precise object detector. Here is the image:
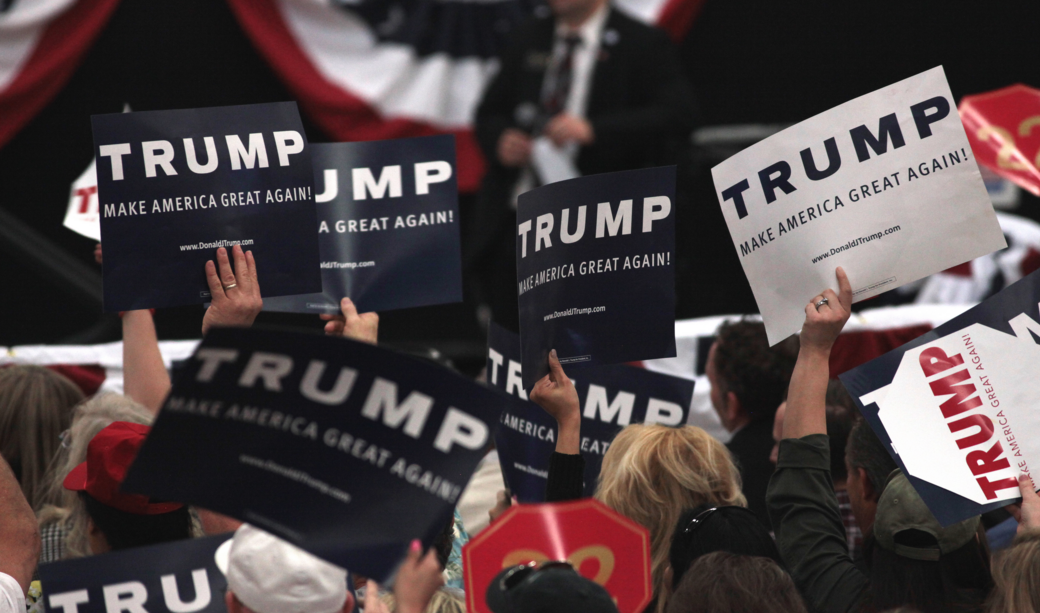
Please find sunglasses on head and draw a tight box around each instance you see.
[682,506,758,535]
[498,560,574,592]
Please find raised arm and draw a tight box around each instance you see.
[0,454,40,596]
[529,350,580,455]
[122,310,170,414]
[782,266,853,439]
[768,267,866,613]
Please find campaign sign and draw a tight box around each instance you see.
[92,102,321,311]
[487,323,693,501]
[121,328,504,581]
[64,159,101,241]
[462,499,652,613]
[960,84,1040,197]
[263,136,462,314]
[40,534,231,613]
[516,166,677,390]
[839,268,1040,525]
[712,66,1006,345]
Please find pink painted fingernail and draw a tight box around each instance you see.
[410,539,421,552]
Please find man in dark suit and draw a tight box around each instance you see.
[705,320,799,527]
[469,0,695,330]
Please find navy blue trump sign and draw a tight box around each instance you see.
[516,167,677,390]
[263,135,462,314]
[92,102,321,311]
[487,323,693,502]
[122,328,504,582]
[40,534,230,613]
[840,269,1040,526]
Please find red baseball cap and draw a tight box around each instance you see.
[63,421,183,515]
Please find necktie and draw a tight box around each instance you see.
[542,34,582,117]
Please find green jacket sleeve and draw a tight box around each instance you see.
[766,435,869,613]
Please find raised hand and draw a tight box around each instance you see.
[320,297,379,344]
[391,540,445,613]
[201,245,263,336]
[1007,474,1040,534]
[529,349,581,454]
[801,266,853,352]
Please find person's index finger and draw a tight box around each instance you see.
[231,245,249,287]
[836,266,853,307]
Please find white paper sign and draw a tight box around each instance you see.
[531,137,580,185]
[712,66,1006,344]
[63,158,100,241]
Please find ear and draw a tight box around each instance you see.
[341,593,355,613]
[87,517,101,537]
[663,564,674,590]
[725,391,742,424]
[859,467,879,502]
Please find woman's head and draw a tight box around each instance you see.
[986,530,1040,613]
[668,505,782,589]
[0,365,84,510]
[665,552,806,613]
[595,424,744,611]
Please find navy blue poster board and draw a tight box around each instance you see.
[93,102,321,311]
[516,167,677,390]
[487,322,693,502]
[122,328,505,581]
[840,269,1040,525]
[264,135,462,314]
[40,534,230,613]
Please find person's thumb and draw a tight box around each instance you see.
[405,539,422,565]
[547,349,568,384]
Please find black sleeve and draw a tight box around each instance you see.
[545,452,585,502]
[589,28,696,148]
[766,435,869,613]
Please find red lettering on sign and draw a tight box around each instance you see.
[929,368,983,419]
[918,346,964,377]
[75,186,97,214]
[948,413,994,450]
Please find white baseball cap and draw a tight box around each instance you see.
[214,524,349,613]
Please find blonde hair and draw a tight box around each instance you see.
[594,424,745,613]
[987,529,1040,613]
[380,588,464,613]
[36,393,154,558]
[0,365,85,510]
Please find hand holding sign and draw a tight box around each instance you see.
[202,246,263,336]
[321,297,379,344]
[1006,474,1040,535]
[801,266,853,352]
[392,540,445,613]
[529,350,581,455]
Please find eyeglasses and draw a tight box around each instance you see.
[682,506,758,535]
[498,560,574,592]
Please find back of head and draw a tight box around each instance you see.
[986,530,1040,613]
[39,393,153,514]
[218,524,349,613]
[64,421,191,553]
[665,552,806,613]
[825,380,856,483]
[487,564,617,613]
[866,471,992,613]
[0,365,84,509]
[595,424,745,610]
[712,320,798,424]
[668,505,782,588]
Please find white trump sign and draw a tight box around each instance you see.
[712,66,1006,344]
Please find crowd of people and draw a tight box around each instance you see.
[1,244,1037,613]
[1,0,1038,612]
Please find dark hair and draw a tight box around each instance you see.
[861,528,993,613]
[665,552,807,613]
[825,380,856,483]
[712,321,798,423]
[80,492,192,551]
[433,513,455,569]
[846,420,897,496]
[668,505,783,588]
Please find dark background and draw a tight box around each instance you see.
[2,0,1038,375]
